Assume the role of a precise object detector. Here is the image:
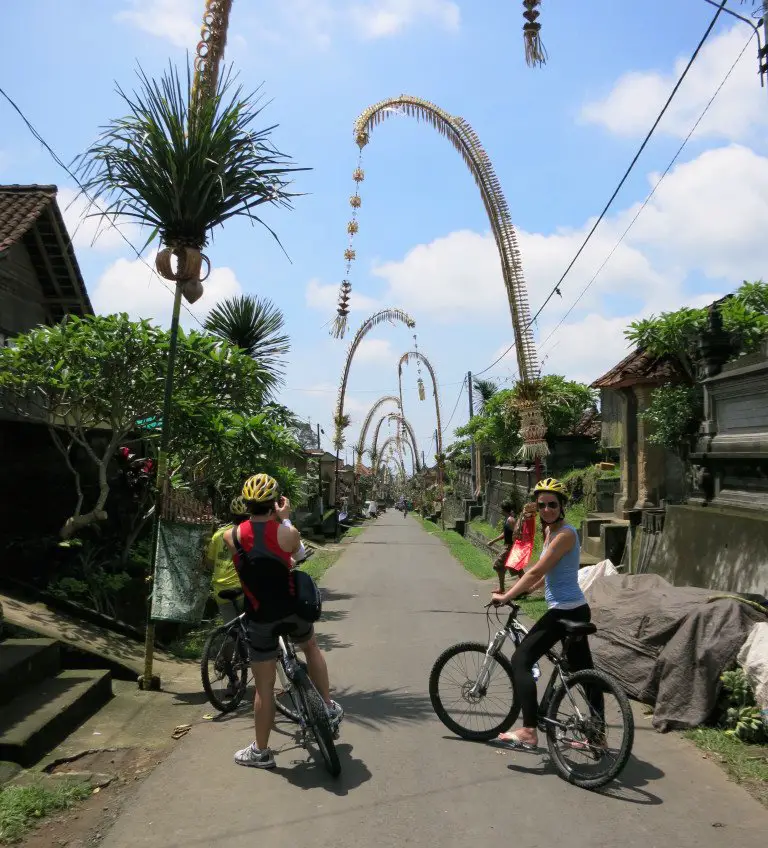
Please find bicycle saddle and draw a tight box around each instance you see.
[218,588,244,601]
[560,620,596,637]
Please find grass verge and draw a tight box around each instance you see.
[0,779,91,844]
[418,517,546,621]
[302,548,342,583]
[684,727,768,808]
[342,526,366,540]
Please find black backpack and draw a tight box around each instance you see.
[292,569,322,623]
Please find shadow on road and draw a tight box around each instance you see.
[504,752,664,805]
[332,686,434,730]
[320,588,355,603]
[277,742,372,795]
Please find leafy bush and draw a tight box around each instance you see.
[639,385,700,456]
[561,466,604,512]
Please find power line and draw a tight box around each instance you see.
[444,376,467,431]
[0,84,205,328]
[472,0,728,378]
[537,22,756,358]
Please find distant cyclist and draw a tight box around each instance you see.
[204,495,250,625]
[224,473,343,769]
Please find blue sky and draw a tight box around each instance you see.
[3,1,768,467]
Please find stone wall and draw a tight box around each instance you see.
[649,504,768,596]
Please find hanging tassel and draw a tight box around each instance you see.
[417,377,426,401]
[523,1,547,68]
[330,280,352,338]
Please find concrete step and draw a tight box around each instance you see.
[0,669,112,767]
[0,639,60,706]
[582,535,604,560]
[579,551,601,567]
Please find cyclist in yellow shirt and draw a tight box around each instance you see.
[206,496,250,624]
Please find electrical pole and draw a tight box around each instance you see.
[316,423,323,513]
[467,371,476,496]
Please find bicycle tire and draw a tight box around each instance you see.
[296,670,341,777]
[201,625,249,713]
[274,663,302,723]
[545,668,634,790]
[429,641,520,741]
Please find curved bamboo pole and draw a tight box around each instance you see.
[398,350,442,458]
[352,95,548,461]
[333,308,415,451]
[355,395,401,470]
[378,436,409,477]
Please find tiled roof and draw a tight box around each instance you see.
[591,347,685,389]
[0,185,57,253]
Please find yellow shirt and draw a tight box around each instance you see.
[207,524,241,602]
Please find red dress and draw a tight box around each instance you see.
[504,515,536,573]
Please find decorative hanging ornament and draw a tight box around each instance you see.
[417,377,426,401]
[523,1,547,68]
[332,147,366,339]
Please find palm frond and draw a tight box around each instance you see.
[204,295,290,376]
[74,62,308,250]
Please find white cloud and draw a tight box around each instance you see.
[309,143,768,386]
[57,187,144,253]
[351,0,460,39]
[90,252,242,328]
[354,337,395,365]
[115,0,199,48]
[119,0,459,48]
[581,25,767,142]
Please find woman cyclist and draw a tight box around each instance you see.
[490,478,602,750]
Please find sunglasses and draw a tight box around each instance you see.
[537,500,560,510]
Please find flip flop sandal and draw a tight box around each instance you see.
[491,732,538,751]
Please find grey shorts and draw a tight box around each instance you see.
[246,615,314,662]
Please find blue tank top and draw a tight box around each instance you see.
[543,524,586,610]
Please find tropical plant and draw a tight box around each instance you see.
[456,376,597,464]
[639,386,700,457]
[204,294,290,377]
[0,314,278,537]
[625,280,768,380]
[75,63,305,258]
[717,668,767,745]
[473,378,498,413]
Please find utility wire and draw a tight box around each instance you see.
[472,0,728,377]
[444,376,467,431]
[537,22,756,358]
[0,84,205,327]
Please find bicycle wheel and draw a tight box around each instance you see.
[545,668,634,790]
[201,625,248,713]
[296,671,341,777]
[274,662,302,723]
[429,642,519,741]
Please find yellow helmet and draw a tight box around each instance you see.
[229,495,249,516]
[532,478,568,499]
[242,473,279,503]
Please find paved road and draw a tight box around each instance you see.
[102,513,767,848]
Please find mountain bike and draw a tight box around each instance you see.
[199,589,300,722]
[428,602,634,790]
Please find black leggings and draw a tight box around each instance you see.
[510,604,602,728]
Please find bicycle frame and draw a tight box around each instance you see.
[470,608,590,734]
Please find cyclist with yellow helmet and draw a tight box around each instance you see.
[223,473,342,769]
[204,495,250,625]
[491,477,602,750]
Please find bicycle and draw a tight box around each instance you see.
[428,601,634,790]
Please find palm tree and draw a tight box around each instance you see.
[75,63,306,287]
[204,294,290,377]
[473,378,498,414]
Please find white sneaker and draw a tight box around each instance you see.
[234,742,276,769]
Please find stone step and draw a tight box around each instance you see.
[0,639,60,706]
[579,551,602,567]
[0,669,112,767]
[582,535,605,560]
